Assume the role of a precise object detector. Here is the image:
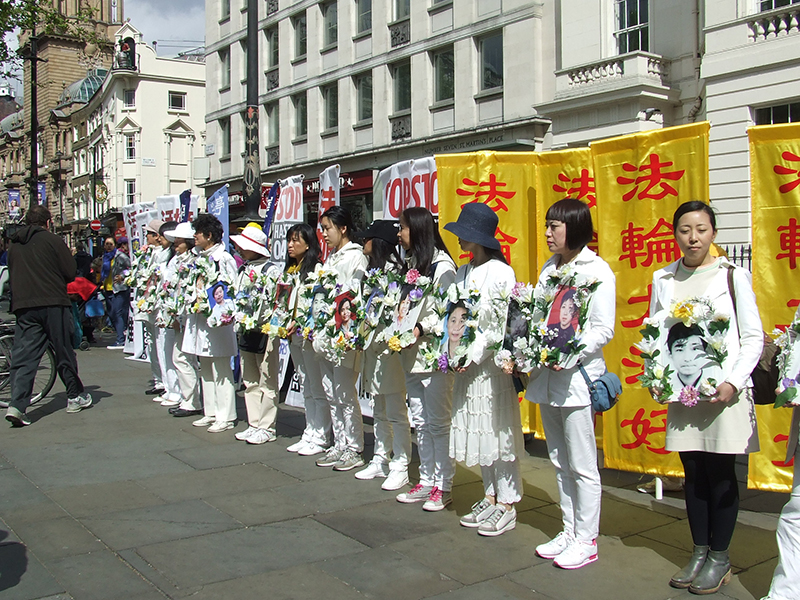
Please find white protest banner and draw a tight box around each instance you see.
[317,164,340,260]
[120,202,156,254]
[156,194,199,224]
[267,175,305,263]
[377,157,438,219]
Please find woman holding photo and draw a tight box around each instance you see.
[443,203,525,536]
[284,224,331,457]
[648,201,762,594]
[355,220,412,491]
[528,198,615,569]
[314,206,369,472]
[396,207,457,511]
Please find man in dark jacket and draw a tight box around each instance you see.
[5,205,92,427]
[74,241,93,279]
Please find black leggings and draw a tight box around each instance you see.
[679,451,739,551]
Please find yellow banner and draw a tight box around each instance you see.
[436,151,537,432]
[747,123,800,492]
[593,122,710,476]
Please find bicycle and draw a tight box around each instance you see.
[0,322,57,409]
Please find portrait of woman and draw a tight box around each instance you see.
[207,282,234,317]
[504,302,528,353]
[440,302,471,363]
[334,292,356,333]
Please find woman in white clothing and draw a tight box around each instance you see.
[396,207,457,512]
[528,198,616,570]
[443,203,525,536]
[354,220,412,491]
[649,201,762,594]
[284,223,330,456]
[314,206,369,472]
[153,221,181,408]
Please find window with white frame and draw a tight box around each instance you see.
[356,0,371,34]
[355,72,372,122]
[294,93,308,138]
[393,61,411,112]
[220,117,231,158]
[323,2,338,47]
[479,32,503,91]
[615,0,648,54]
[220,47,231,88]
[125,179,136,204]
[123,89,135,108]
[396,0,409,19]
[760,0,800,11]
[266,27,279,68]
[755,102,800,125]
[433,47,454,102]
[266,103,279,145]
[221,0,230,20]
[294,13,307,58]
[169,91,186,111]
[125,133,136,160]
[323,84,338,130]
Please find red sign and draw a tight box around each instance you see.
[90,219,101,232]
[303,170,373,202]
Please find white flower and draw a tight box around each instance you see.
[652,365,665,380]
[707,330,726,352]
[634,338,658,355]
[642,316,659,327]
[496,349,512,362]
[698,379,718,397]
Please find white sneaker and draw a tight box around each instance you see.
[286,439,307,452]
[554,539,598,570]
[236,426,259,441]
[192,416,216,427]
[66,392,93,413]
[477,506,516,537]
[536,531,574,559]
[298,442,326,456]
[354,461,389,480]
[207,421,234,433]
[160,398,180,407]
[381,469,409,491]
[153,394,166,403]
[460,498,495,528]
[246,429,276,445]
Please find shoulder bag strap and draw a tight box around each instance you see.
[578,361,594,389]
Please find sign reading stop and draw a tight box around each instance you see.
[90,220,101,232]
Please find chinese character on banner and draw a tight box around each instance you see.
[621,345,645,385]
[773,151,800,193]
[773,434,795,467]
[317,165,340,260]
[616,153,686,202]
[552,169,596,208]
[456,174,514,212]
[777,218,800,269]
[620,408,670,454]
[619,218,681,269]
[620,285,652,328]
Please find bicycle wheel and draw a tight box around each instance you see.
[0,336,57,409]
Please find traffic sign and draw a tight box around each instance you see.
[90,219,101,232]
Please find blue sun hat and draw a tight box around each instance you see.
[443,202,500,250]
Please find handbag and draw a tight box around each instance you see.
[726,266,779,405]
[578,362,622,412]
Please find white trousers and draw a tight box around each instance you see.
[372,392,412,471]
[144,321,162,387]
[406,372,455,491]
[320,360,363,452]
[290,341,331,447]
[156,327,180,402]
[241,343,279,433]
[539,404,602,542]
[766,445,800,600]
[481,459,523,505]
[173,327,202,411]
[198,355,237,424]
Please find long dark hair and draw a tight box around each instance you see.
[400,207,451,276]
[285,223,321,277]
[367,237,404,271]
[160,221,177,262]
[320,205,355,241]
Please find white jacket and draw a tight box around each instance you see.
[323,241,368,287]
[526,247,616,408]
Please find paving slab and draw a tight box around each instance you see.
[318,546,462,600]
[425,578,552,600]
[6,517,105,562]
[44,550,158,600]
[0,469,54,513]
[204,488,315,526]
[80,498,242,550]
[134,517,367,589]
[0,526,66,600]
[263,452,345,482]
[167,440,272,470]
[46,480,165,519]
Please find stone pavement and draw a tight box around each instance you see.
[0,342,788,600]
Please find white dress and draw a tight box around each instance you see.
[449,259,525,467]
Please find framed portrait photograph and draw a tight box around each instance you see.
[360,286,386,349]
[334,291,357,334]
[206,281,236,326]
[307,283,328,328]
[439,301,474,369]
[545,286,581,353]
[393,284,425,335]
[661,320,724,404]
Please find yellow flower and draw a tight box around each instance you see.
[540,348,548,363]
[302,326,311,339]
[261,324,270,334]
[387,336,402,352]
[137,298,146,310]
[672,301,694,325]
[277,327,288,339]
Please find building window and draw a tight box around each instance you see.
[355,72,372,121]
[220,117,231,158]
[294,93,307,138]
[219,48,231,88]
[393,61,411,112]
[294,13,307,58]
[433,47,454,102]
[396,0,410,19]
[755,102,800,125]
[356,0,371,34]
[123,89,135,108]
[125,179,136,204]
[615,0,648,54]
[323,2,338,48]
[479,32,503,91]
[760,0,800,10]
[266,27,279,68]
[266,103,279,145]
[125,134,136,160]
[221,0,230,20]
[169,91,186,111]
[323,84,338,130]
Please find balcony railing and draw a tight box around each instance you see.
[554,51,669,99]
[748,6,800,42]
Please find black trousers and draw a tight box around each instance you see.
[10,306,84,411]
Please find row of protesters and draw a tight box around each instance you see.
[101,235,131,349]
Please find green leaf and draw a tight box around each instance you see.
[775,386,797,408]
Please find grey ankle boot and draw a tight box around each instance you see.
[670,545,709,589]
[689,549,731,595]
